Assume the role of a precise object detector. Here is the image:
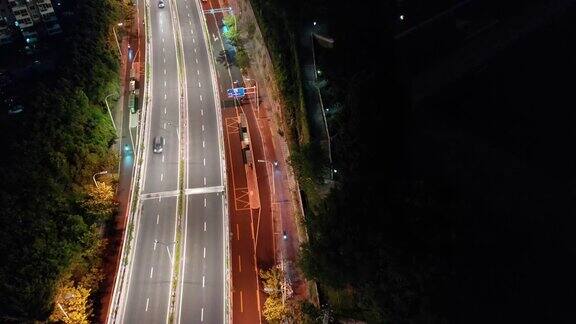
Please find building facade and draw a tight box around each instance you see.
[0,0,61,46]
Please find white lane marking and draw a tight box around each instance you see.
[201,109,203,116]
[164,122,166,129]
[191,29,193,34]
[161,173,164,182]
[189,21,192,26]
[163,57,166,63]
[150,267,154,278]
[204,198,207,207]
[164,69,166,75]
[164,93,167,100]
[162,37,165,43]
[162,28,164,33]
[194,48,197,53]
[195,58,198,64]
[203,158,205,166]
[157,214,160,224]
[200,95,202,101]
[204,177,206,186]
[204,221,206,231]
[202,140,205,148]
[202,124,204,131]
[164,80,167,87]
[187,13,190,17]
[154,240,157,250]
[192,38,195,43]
[164,107,167,114]
[163,47,165,52]
[159,196,162,202]
[203,247,206,259]
[197,69,200,75]
[162,155,165,163]
[198,81,201,88]
[201,308,204,322]
[145,298,149,312]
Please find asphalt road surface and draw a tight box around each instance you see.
[120,0,225,322]
[176,0,225,322]
[122,1,180,322]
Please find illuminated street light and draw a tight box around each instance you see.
[245,77,260,117]
[104,93,118,131]
[257,159,275,197]
[399,14,405,21]
[313,21,317,26]
[93,170,108,188]
[113,22,123,57]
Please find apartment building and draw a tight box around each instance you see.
[0,0,13,44]
[0,0,61,46]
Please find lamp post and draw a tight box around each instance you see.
[104,93,118,131]
[57,302,69,320]
[257,159,275,198]
[113,22,123,57]
[245,77,259,117]
[154,240,176,263]
[93,171,108,188]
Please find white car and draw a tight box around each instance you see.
[158,1,165,8]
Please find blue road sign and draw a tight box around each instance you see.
[227,87,245,98]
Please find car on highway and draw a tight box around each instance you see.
[158,0,165,8]
[153,136,164,153]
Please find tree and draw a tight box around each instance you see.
[82,181,117,224]
[49,284,91,324]
[260,267,283,297]
[260,267,293,322]
[222,15,239,45]
[263,296,289,323]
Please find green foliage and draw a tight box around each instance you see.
[289,142,327,207]
[0,0,121,321]
[249,0,309,145]
[222,15,239,45]
[235,46,250,70]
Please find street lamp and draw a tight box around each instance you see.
[245,77,259,117]
[57,302,69,320]
[104,93,118,131]
[257,159,275,198]
[154,240,176,263]
[93,170,108,188]
[113,22,123,57]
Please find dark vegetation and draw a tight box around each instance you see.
[251,0,576,322]
[249,0,310,146]
[0,0,121,321]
